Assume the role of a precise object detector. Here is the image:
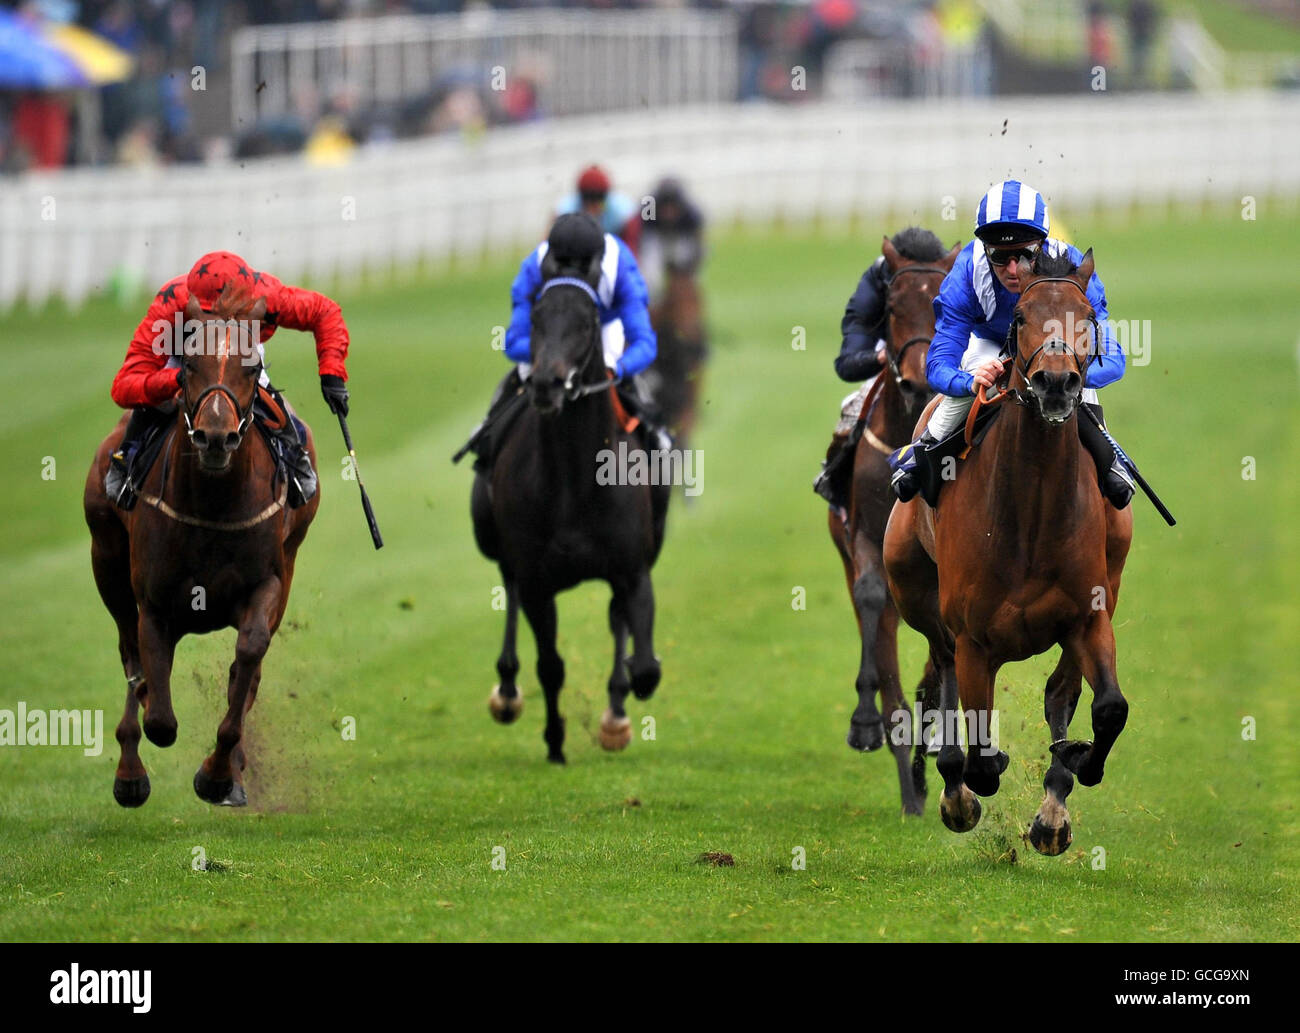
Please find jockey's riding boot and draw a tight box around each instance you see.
[106,405,171,509]
[1079,403,1134,509]
[457,368,524,473]
[620,375,673,452]
[890,430,938,503]
[279,424,318,508]
[813,432,852,510]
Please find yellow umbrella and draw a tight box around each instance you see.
[44,21,133,85]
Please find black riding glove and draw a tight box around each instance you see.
[320,374,349,417]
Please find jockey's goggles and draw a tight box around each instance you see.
[984,240,1042,268]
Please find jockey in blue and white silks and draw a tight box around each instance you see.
[890,180,1135,508]
[506,212,657,382]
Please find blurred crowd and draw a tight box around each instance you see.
[0,0,1244,175]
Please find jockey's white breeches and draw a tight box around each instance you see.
[518,319,625,380]
[926,333,1098,440]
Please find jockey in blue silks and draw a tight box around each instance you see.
[455,212,664,471]
[890,180,1135,509]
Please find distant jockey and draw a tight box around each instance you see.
[630,176,706,302]
[889,180,1134,509]
[556,164,639,247]
[456,211,666,472]
[105,250,350,509]
[812,227,952,512]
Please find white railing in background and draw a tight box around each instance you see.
[3,92,1298,310]
[230,9,740,131]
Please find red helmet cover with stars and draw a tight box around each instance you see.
[186,251,258,310]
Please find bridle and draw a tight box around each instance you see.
[884,264,947,380]
[1003,276,1099,408]
[537,276,609,400]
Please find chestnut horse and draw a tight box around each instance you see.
[828,235,958,816]
[647,265,707,455]
[84,284,318,807]
[471,278,669,763]
[883,248,1132,853]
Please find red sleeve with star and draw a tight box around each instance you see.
[110,277,187,408]
[259,274,350,380]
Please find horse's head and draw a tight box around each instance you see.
[179,283,267,472]
[881,234,959,411]
[528,278,603,415]
[1008,248,1098,426]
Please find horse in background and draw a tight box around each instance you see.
[828,234,958,816]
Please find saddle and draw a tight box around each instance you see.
[906,385,1008,509]
[109,386,309,511]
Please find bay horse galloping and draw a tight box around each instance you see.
[883,248,1132,852]
[647,263,707,455]
[828,235,958,816]
[84,284,318,807]
[471,277,669,763]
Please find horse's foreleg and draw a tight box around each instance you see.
[846,558,888,753]
[911,656,941,801]
[521,589,566,764]
[1058,612,1127,788]
[1030,651,1083,856]
[138,607,178,749]
[194,577,281,806]
[876,599,923,816]
[599,592,633,751]
[955,636,1008,798]
[935,653,980,833]
[489,577,524,724]
[623,569,660,702]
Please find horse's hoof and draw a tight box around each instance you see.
[846,717,885,753]
[193,768,234,805]
[220,782,248,808]
[630,660,661,701]
[940,788,981,833]
[963,765,1001,798]
[142,718,177,748]
[1050,739,1092,774]
[112,774,151,808]
[1028,817,1072,856]
[994,749,1009,774]
[547,751,567,765]
[488,684,523,724]
[599,709,632,751]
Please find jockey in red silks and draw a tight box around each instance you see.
[105,250,351,509]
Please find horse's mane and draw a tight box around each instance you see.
[890,227,947,262]
[211,281,259,320]
[1030,248,1079,278]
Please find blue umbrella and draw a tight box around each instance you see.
[0,10,88,89]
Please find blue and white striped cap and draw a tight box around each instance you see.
[974,180,1050,244]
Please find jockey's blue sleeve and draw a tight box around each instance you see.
[1073,245,1125,389]
[610,241,657,378]
[927,249,982,397]
[505,249,543,364]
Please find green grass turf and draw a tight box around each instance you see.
[0,204,1296,942]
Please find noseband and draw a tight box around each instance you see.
[1004,276,1099,408]
[884,264,947,380]
[182,376,258,445]
[537,277,608,400]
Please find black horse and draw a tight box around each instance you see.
[471,276,669,763]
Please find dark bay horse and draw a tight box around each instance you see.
[471,277,669,763]
[883,248,1133,852]
[828,235,958,816]
[647,266,707,455]
[84,284,318,807]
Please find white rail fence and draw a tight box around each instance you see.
[230,9,740,130]
[2,92,1298,310]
